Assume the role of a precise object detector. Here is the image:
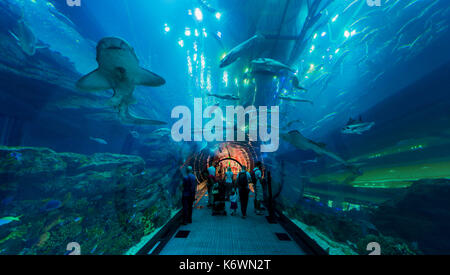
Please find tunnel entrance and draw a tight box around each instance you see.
[215,158,242,177]
[191,141,262,182]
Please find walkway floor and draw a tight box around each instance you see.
[159,192,306,255]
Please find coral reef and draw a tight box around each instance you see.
[0,146,180,255]
[282,197,421,255]
[370,179,450,254]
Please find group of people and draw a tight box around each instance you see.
[181,162,265,224]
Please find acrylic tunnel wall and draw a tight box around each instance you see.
[272,62,450,255]
[1,0,450,256]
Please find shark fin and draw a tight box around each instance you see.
[135,68,166,87]
[76,69,112,91]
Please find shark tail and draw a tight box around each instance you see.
[118,104,167,126]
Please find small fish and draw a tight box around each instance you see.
[128,213,137,223]
[342,116,375,135]
[337,91,348,97]
[90,244,98,254]
[301,158,319,164]
[343,0,360,14]
[404,0,421,9]
[9,152,22,161]
[317,112,337,124]
[0,215,23,226]
[42,200,62,212]
[279,95,314,105]
[89,137,108,145]
[152,128,172,136]
[207,93,240,101]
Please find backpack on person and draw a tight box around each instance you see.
[237,172,249,190]
[250,169,258,185]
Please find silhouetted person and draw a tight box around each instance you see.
[230,188,238,216]
[206,166,217,208]
[224,167,234,200]
[253,161,264,215]
[182,166,197,225]
[237,166,251,219]
[212,180,227,216]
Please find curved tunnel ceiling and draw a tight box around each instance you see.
[191,141,262,182]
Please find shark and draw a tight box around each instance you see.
[251,58,295,73]
[207,93,240,101]
[220,34,264,68]
[291,75,307,91]
[341,116,375,135]
[9,18,46,56]
[279,95,314,105]
[281,130,351,168]
[76,37,167,125]
[152,128,172,137]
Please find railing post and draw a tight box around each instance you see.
[267,171,276,223]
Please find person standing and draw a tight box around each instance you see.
[224,167,234,200]
[229,188,238,216]
[182,166,197,225]
[253,162,264,216]
[212,179,227,216]
[206,166,217,208]
[236,166,251,219]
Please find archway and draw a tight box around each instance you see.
[214,158,243,179]
[190,141,262,183]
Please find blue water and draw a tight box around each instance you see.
[0,0,449,255]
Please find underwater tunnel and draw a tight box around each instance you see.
[0,0,450,257]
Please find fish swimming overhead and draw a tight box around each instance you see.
[152,128,171,136]
[0,215,23,226]
[342,116,375,135]
[198,0,218,14]
[286,119,304,128]
[76,37,167,125]
[207,93,240,101]
[291,75,307,91]
[220,34,264,68]
[89,137,108,145]
[279,95,314,105]
[280,130,350,167]
[9,18,45,56]
[251,58,295,73]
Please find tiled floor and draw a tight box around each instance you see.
[159,193,306,255]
